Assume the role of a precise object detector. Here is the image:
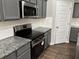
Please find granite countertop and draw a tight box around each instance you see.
[0,36,31,59]
[34,27,51,33]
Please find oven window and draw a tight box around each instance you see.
[24,6,36,16]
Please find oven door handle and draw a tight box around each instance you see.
[32,38,45,47]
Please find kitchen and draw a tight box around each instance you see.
[0,0,79,59]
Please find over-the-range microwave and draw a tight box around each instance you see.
[19,1,37,18]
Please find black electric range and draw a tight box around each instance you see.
[22,30,43,40]
[13,24,45,59]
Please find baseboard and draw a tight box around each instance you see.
[50,42,55,45]
[65,40,69,43]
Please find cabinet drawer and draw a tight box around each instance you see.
[17,43,30,56]
[5,52,16,59]
[17,49,31,59]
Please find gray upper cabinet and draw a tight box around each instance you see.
[5,52,17,59]
[37,0,47,18]
[0,0,4,20]
[73,3,79,18]
[30,0,36,4]
[75,0,79,2]
[42,0,47,18]
[37,0,43,17]
[0,0,20,20]
[0,2,1,20]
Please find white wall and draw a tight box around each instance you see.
[0,27,14,40]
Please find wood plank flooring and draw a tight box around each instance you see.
[38,42,76,59]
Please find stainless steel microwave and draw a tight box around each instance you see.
[19,1,37,18]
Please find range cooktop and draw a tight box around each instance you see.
[23,30,44,40]
[14,24,44,41]
[15,29,44,41]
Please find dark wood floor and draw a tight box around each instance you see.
[38,42,76,59]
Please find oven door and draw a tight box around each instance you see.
[31,37,45,59]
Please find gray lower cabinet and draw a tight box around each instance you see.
[75,35,79,59]
[47,30,51,45]
[17,43,31,59]
[44,33,48,49]
[4,43,31,59]
[69,28,79,42]
[5,52,17,59]
[17,49,30,59]
[44,30,51,49]
[0,0,20,20]
[17,43,30,56]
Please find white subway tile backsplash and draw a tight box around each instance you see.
[0,28,14,40]
[0,17,53,40]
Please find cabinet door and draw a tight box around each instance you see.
[69,28,79,42]
[5,52,17,59]
[47,30,51,45]
[30,0,36,4]
[2,0,20,19]
[76,35,79,59]
[73,3,79,18]
[18,49,31,59]
[17,43,30,56]
[0,0,2,20]
[42,0,47,18]
[44,33,48,49]
[44,30,51,49]
[0,0,3,20]
[37,0,43,17]
[1,58,5,59]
